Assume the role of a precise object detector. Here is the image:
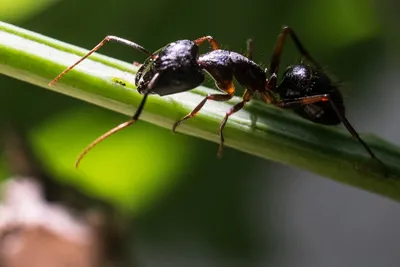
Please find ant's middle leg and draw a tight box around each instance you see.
[218,89,253,157]
[172,80,235,132]
[193,36,220,50]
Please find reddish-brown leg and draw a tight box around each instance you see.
[267,26,323,90]
[172,81,235,132]
[277,94,378,161]
[218,89,253,157]
[193,36,220,50]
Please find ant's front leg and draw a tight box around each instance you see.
[193,36,220,50]
[172,80,235,132]
[267,26,323,90]
[276,94,330,109]
[173,58,236,133]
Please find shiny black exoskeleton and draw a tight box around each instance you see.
[135,40,205,96]
[260,27,378,162]
[48,27,379,167]
[276,64,344,125]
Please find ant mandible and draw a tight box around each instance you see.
[48,26,380,168]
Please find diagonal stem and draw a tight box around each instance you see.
[1,21,400,201]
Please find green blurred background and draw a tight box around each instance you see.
[1,0,400,266]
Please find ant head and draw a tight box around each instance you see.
[135,40,205,96]
[277,64,337,96]
[275,64,323,98]
[278,64,314,93]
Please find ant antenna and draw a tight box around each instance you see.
[75,93,149,168]
[75,72,160,168]
[75,118,135,168]
[49,35,153,86]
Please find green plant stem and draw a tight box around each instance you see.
[1,21,400,200]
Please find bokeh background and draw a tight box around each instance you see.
[1,0,400,266]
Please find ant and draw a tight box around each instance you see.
[48,26,381,168]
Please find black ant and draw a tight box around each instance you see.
[48,26,381,168]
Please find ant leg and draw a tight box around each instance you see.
[259,91,277,104]
[49,36,152,86]
[246,39,254,60]
[270,26,323,73]
[276,94,330,108]
[278,94,378,160]
[193,36,220,50]
[267,26,322,89]
[172,81,235,132]
[75,73,160,168]
[218,89,253,157]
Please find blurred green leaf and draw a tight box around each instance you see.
[0,154,10,181]
[29,107,191,212]
[298,0,380,49]
[0,0,59,22]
